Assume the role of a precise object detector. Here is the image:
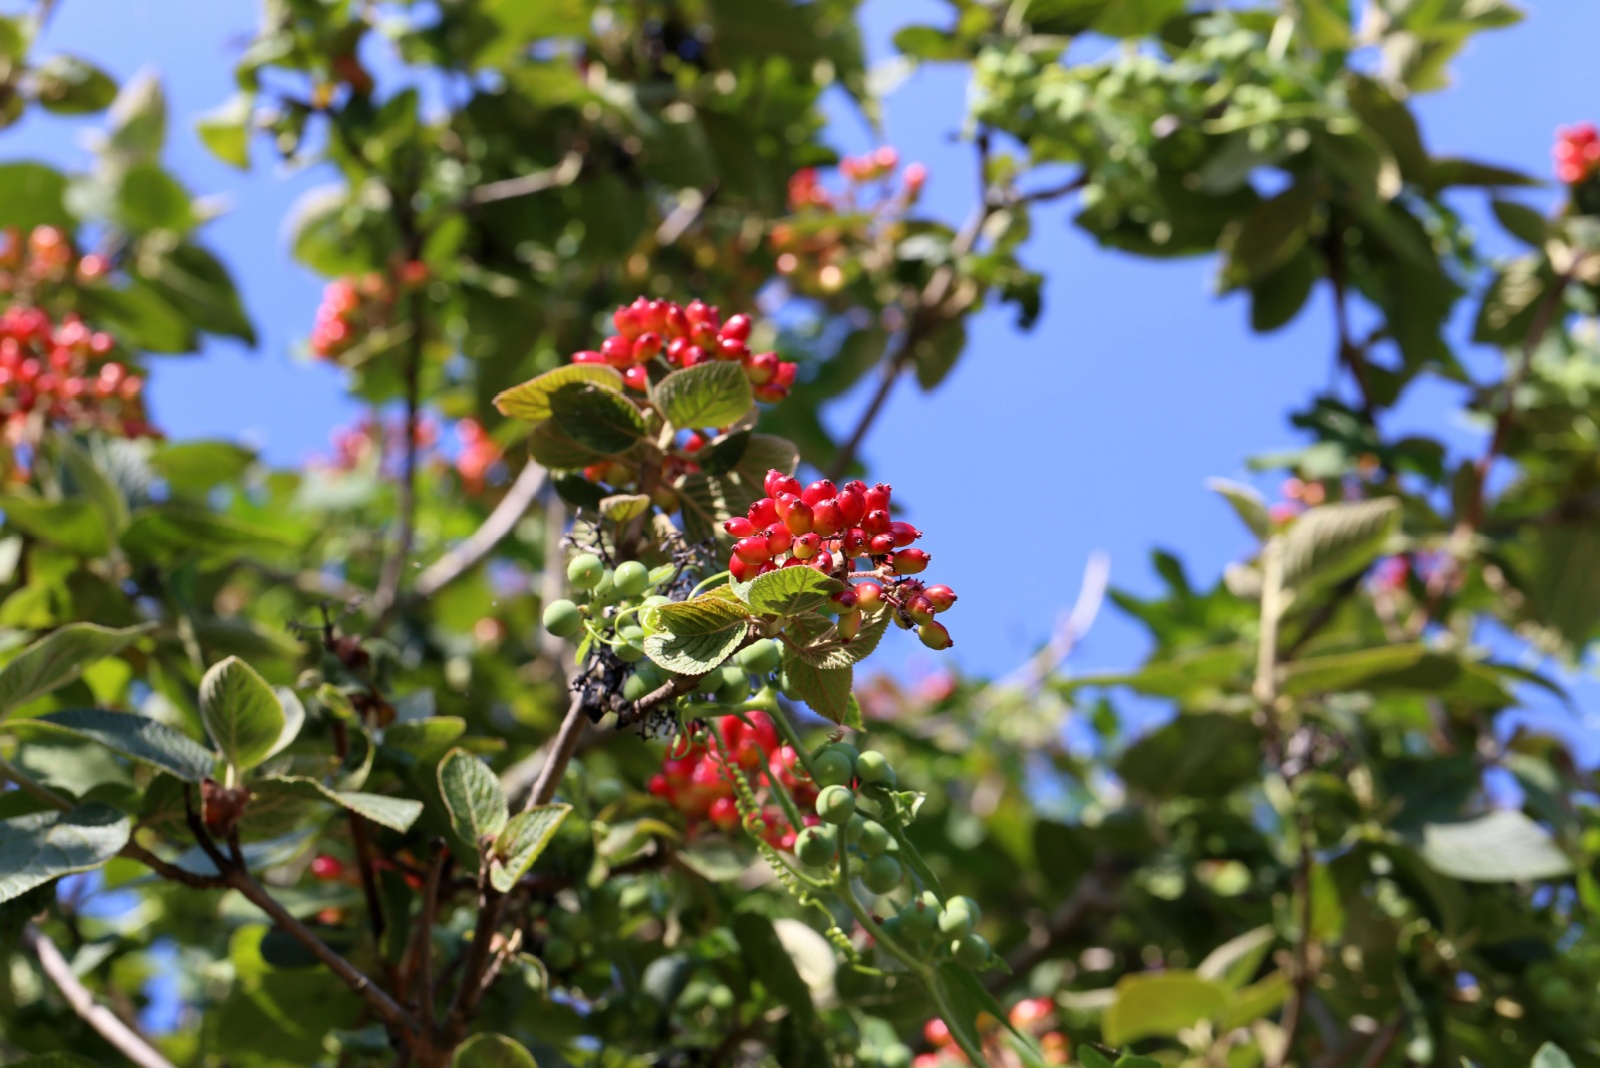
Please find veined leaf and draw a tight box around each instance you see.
[0,623,153,717]
[258,776,424,833]
[1421,810,1572,883]
[548,383,646,454]
[1206,478,1271,539]
[780,649,854,725]
[1281,498,1400,600]
[490,803,571,892]
[199,656,286,773]
[494,363,624,423]
[26,708,217,782]
[745,566,844,617]
[1102,970,1230,1046]
[0,803,130,904]
[651,361,754,430]
[439,747,509,850]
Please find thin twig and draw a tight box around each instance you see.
[409,841,448,1031]
[526,690,589,810]
[375,290,427,622]
[414,461,547,597]
[23,923,178,1068]
[467,152,583,205]
[988,551,1109,696]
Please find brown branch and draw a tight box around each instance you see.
[23,923,178,1068]
[407,841,448,1031]
[526,690,590,810]
[414,460,547,597]
[374,298,426,622]
[467,152,583,205]
[1271,806,1317,1068]
[439,866,505,1045]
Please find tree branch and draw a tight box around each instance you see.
[526,690,589,810]
[374,297,426,622]
[467,152,583,205]
[414,460,547,598]
[23,923,178,1068]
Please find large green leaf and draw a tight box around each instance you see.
[1206,478,1271,539]
[643,625,748,676]
[453,1034,538,1068]
[258,776,424,833]
[0,162,71,230]
[744,567,844,618]
[494,364,625,423]
[733,911,818,1028]
[32,54,118,114]
[651,361,755,430]
[0,803,130,904]
[0,623,153,717]
[548,383,646,454]
[26,708,216,782]
[1118,714,1262,800]
[780,649,854,725]
[490,802,571,892]
[141,243,256,345]
[199,656,287,773]
[1102,970,1230,1046]
[0,496,112,556]
[439,747,509,849]
[1421,810,1573,883]
[121,503,294,563]
[1280,498,1400,601]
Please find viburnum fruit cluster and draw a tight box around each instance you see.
[1555,122,1600,185]
[648,709,820,849]
[0,225,108,295]
[773,147,927,293]
[454,416,501,494]
[571,296,797,404]
[309,261,427,362]
[0,305,151,445]
[726,471,957,650]
[916,998,1070,1067]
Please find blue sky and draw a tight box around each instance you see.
[8,1,1600,752]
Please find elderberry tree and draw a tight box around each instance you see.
[1,2,1599,1068]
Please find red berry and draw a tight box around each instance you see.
[811,498,844,536]
[735,537,773,565]
[862,510,891,537]
[865,483,892,512]
[840,528,868,557]
[709,796,740,830]
[791,532,821,560]
[613,304,643,338]
[801,480,837,506]
[906,595,936,625]
[729,555,753,580]
[889,521,921,547]
[717,337,748,361]
[632,331,663,361]
[624,365,650,391]
[764,524,794,554]
[601,335,634,367]
[310,855,344,881]
[868,533,896,555]
[811,550,835,573]
[784,500,815,536]
[853,581,884,610]
[724,517,757,538]
[721,313,752,341]
[836,487,866,526]
[763,469,788,496]
[831,589,859,611]
[891,549,930,575]
[917,620,952,650]
[924,585,957,611]
[749,498,780,526]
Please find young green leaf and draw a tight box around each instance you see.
[548,383,646,454]
[745,566,844,617]
[257,776,424,833]
[494,363,624,423]
[438,747,509,849]
[1205,478,1271,539]
[199,656,287,773]
[0,622,154,717]
[0,804,131,905]
[1101,970,1230,1046]
[650,361,754,430]
[27,708,218,782]
[490,802,572,892]
[779,650,854,725]
[452,1033,538,1068]
[1280,497,1400,601]
[1421,810,1573,883]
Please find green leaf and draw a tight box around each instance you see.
[196,92,253,169]
[1492,199,1549,247]
[141,243,256,345]
[0,803,130,904]
[0,162,71,230]
[651,361,755,430]
[0,623,153,717]
[117,163,196,234]
[1118,714,1262,800]
[643,624,748,676]
[1206,478,1270,539]
[599,493,652,524]
[1421,810,1572,883]
[31,54,118,114]
[1280,498,1400,600]
[912,318,967,391]
[199,656,287,773]
[893,25,968,61]
[149,440,256,494]
[1506,521,1600,649]
[6,1055,104,1067]
[790,611,890,669]
[453,1034,539,1068]
[383,717,467,763]
[548,382,646,454]
[257,776,424,833]
[490,802,571,892]
[0,496,112,556]
[1102,970,1230,1046]
[494,364,625,423]
[26,709,216,782]
[1533,1045,1576,1068]
[438,747,509,849]
[780,649,854,725]
[1196,925,1275,989]
[733,911,818,1028]
[745,567,844,617]
[652,589,752,635]
[1224,181,1319,285]
[121,503,294,563]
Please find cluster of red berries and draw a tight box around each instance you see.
[0,226,108,296]
[0,305,150,445]
[725,470,956,650]
[917,998,1068,1067]
[309,262,427,362]
[571,297,797,405]
[315,414,439,474]
[773,148,926,294]
[786,147,927,212]
[455,417,501,494]
[647,711,820,850]
[1555,123,1600,186]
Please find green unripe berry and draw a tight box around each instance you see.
[898,900,938,941]
[947,895,982,924]
[815,784,856,825]
[543,599,583,637]
[855,750,895,786]
[735,637,783,674]
[880,914,903,942]
[696,671,723,695]
[621,672,652,702]
[589,571,621,609]
[614,560,650,597]
[938,904,973,939]
[858,819,893,857]
[844,813,867,846]
[567,553,605,590]
[634,660,666,688]
[821,742,860,767]
[715,666,751,704]
[618,624,645,645]
[812,748,855,788]
[951,932,991,968]
[863,854,903,894]
[795,826,836,868]
[706,984,735,1011]
[616,641,644,663]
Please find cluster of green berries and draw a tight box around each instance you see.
[792,743,993,970]
[542,551,663,663]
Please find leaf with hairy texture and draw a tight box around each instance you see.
[26,709,217,782]
[1280,498,1400,601]
[651,589,751,635]
[599,493,652,524]
[0,623,152,717]
[439,747,509,849]
[1102,970,1230,1045]
[1533,1045,1577,1068]
[525,418,607,470]
[490,803,571,892]
[745,567,844,617]
[780,649,854,724]
[453,1034,539,1068]
[0,804,130,904]
[494,364,624,423]
[548,383,646,454]
[644,625,748,676]
[199,656,286,773]
[258,776,424,833]
[1206,478,1271,539]
[651,361,754,430]
[790,612,890,669]
[1422,810,1572,883]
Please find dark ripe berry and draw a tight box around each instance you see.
[734,537,772,565]
[924,585,957,612]
[853,581,884,610]
[773,473,803,496]
[951,933,991,969]
[863,854,903,894]
[812,748,854,787]
[724,516,756,538]
[865,483,892,512]
[624,366,650,391]
[632,331,663,360]
[790,532,821,560]
[917,620,952,650]
[614,560,651,597]
[856,750,895,786]
[764,524,794,554]
[784,501,815,536]
[763,469,788,497]
[891,549,931,575]
[749,498,779,526]
[840,528,868,557]
[601,335,634,367]
[837,608,863,640]
[816,784,856,824]
[906,595,936,625]
[717,337,748,361]
[811,550,835,573]
[899,899,937,941]
[664,304,689,337]
[836,487,866,526]
[812,498,844,536]
[862,510,892,537]
[890,521,921,547]
[801,479,837,506]
[721,313,752,341]
[680,344,707,366]
[868,533,896,555]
